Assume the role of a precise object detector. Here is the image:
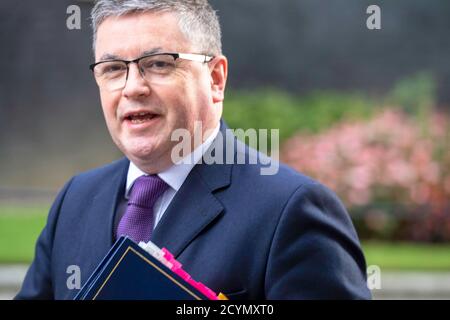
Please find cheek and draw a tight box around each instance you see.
[163,105,187,136]
[100,92,120,124]
[159,88,190,127]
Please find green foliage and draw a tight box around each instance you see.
[362,241,450,271]
[223,88,374,145]
[387,71,437,136]
[223,73,438,147]
[388,71,436,116]
[0,206,48,263]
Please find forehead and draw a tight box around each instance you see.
[95,11,192,60]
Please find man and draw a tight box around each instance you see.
[16,0,371,299]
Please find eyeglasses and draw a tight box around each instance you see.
[89,52,214,91]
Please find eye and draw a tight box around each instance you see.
[97,62,127,77]
[145,60,173,69]
[152,60,172,68]
[141,56,176,74]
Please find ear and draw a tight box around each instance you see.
[209,55,228,104]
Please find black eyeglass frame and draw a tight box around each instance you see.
[89,52,214,72]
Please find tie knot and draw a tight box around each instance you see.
[128,175,169,209]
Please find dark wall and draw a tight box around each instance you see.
[0,1,117,188]
[0,0,449,188]
[210,0,450,98]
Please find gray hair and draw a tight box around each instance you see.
[91,0,222,56]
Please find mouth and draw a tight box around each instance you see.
[123,111,160,125]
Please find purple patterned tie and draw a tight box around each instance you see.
[117,175,169,243]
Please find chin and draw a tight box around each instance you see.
[118,135,154,156]
[129,143,158,158]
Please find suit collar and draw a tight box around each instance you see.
[191,120,233,192]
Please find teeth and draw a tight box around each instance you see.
[127,112,157,124]
[127,112,153,118]
[131,118,149,124]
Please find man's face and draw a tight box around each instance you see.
[95,12,225,173]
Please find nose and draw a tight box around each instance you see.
[122,63,151,98]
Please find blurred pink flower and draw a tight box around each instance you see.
[281,109,450,214]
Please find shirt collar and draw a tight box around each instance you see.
[125,123,220,198]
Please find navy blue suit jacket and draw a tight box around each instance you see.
[16,124,371,300]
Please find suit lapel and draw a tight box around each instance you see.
[151,123,234,258]
[89,157,129,251]
[151,168,227,258]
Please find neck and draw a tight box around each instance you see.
[132,121,221,174]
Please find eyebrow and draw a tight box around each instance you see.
[141,47,164,56]
[98,47,164,61]
[99,53,120,61]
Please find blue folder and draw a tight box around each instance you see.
[74,236,210,300]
